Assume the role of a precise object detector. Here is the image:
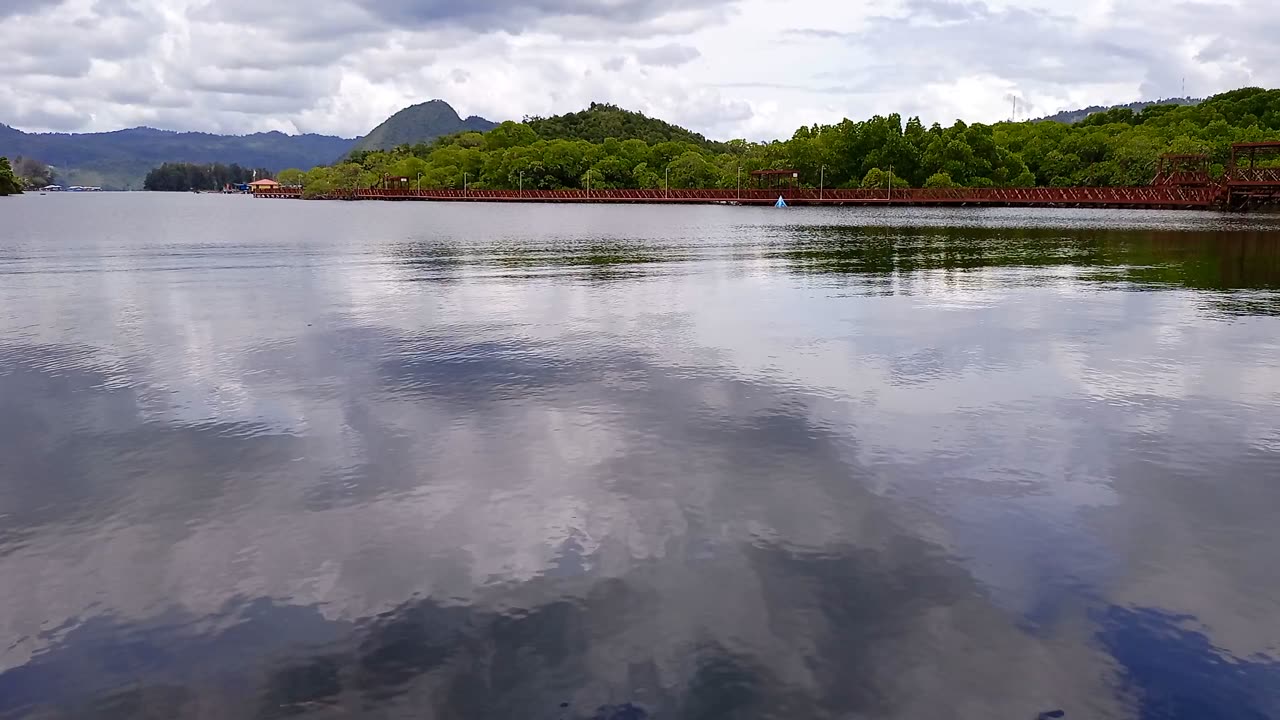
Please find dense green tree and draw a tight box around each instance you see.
[924,172,957,188]
[276,168,305,186]
[294,87,1280,195]
[861,168,911,189]
[0,157,23,196]
[144,163,270,191]
[524,102,725,150]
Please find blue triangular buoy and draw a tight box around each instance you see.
[774,196,787,208]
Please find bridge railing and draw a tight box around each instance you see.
[254,185,1221,207]
[1228,168,1280,185]
[346,186,1218,205]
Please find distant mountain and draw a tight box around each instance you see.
[348,100,497,154]
[525,103,725,150]
[0,125,356,190]
[1035,97,1202,125]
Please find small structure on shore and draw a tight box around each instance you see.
[248,179,281,194]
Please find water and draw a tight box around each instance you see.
[2,193,1280,719]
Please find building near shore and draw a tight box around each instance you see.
[247,179,280,194]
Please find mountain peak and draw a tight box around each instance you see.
[348,100,497,154]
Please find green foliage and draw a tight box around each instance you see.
[314,87,1280,193]
[860,168,911,189]
[924,172,957,188]
[276,168,305,186]
[0,157,23,196]
[525,103,725,151]
[143,162,271,191]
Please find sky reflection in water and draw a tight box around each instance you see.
[1,196,1279,719]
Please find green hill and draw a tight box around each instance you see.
[348,100,497,154]
[525,103,725,150]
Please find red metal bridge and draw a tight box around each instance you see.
[257,185,1222,209]
[256,142,1280,211]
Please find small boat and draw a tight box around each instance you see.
[775,196,788,208]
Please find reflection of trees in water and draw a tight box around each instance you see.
[774,226,1280,297]
[387,238,685,282]
[386,224,1280,298]
[775,226,1107,276]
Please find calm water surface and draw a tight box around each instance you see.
[2,194,1280,719]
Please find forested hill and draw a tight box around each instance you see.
[524,103,725,151]
[293,86,1280,197]
[0,125,356,190]
[347,100,497,154]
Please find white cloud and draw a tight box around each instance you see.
[1,0,1277,139]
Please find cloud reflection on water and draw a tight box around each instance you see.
[1,200,1279,719]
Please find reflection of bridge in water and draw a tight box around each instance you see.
[257,142,1280,211]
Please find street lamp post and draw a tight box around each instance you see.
[416,173,422,193]
[737,166,741,201]
[820,165,825,200]
[464,172,468,197]
[664,167,669,199]
[888,164,892,201]
[519,171,523,196]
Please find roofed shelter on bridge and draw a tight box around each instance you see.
[1226,141,1280,209]
[1152,154,1212,186]
[750,169,800,191]
[1228,142,1280,184]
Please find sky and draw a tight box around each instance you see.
[2,0,1278,141]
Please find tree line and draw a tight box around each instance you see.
[0,157,22,196]
[143,162,273,191]
[281,87,1280,198]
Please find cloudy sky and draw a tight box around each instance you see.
[2,0,1278,140]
